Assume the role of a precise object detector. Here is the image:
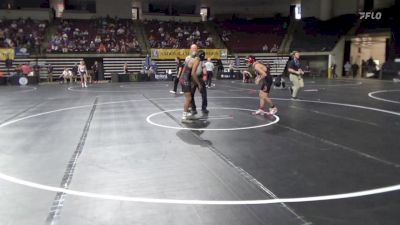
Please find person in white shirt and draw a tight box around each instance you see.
[61,67,73,84]
[204,58,215,88]
[117,28,125,35]
[78,60,88,88]
[344,61,351,77]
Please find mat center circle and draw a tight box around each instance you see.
[146,107,280,131]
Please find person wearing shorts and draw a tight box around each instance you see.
[191,53,208,115]
[246,55,278,115]
[260,74,273,93]
[180,48,203,122]
[61,67,73,84]
[78,60,88,88]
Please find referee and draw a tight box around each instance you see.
[170,57,184,94]
[288,51,304,99]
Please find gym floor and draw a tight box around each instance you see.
[0,78,399,225]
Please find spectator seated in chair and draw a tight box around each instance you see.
[60,67,73,84]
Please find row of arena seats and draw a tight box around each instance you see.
[290,14,358,52]
[1,17,286,53]
[1,11,397,54]
[144,20,215,49]
[217,17,288,53]
[0,18,47,53]
[48,18,141,53]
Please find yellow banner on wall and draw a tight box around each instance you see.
[151,49,227,60]
[0,48,15,61]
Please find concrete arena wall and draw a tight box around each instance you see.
[62,11,97,19]
[96,0,132,18]
[0,9,51,20]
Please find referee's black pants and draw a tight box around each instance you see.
[191,79,207,111]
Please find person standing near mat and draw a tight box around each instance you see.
[170,57,184,94]
[92,61,99,84]
[351,62,359,79]
[246,55,278,115]
[47,64,54,82]
[205,58,214,88]
[78,60,88,88]
[288,51,304,100]
[123,63,129,74]
[344,61,351,77]
[71,63,78,83]
[180,50,204,123]
[190,46,208,115]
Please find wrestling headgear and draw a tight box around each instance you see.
[245,55,256,65]
[197,50,206,61]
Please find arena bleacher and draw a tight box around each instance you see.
[0,18,47,53]
[217,17,288,52]
[48,18,141,53]
[144,20,215,49]
[290,14,358,52]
